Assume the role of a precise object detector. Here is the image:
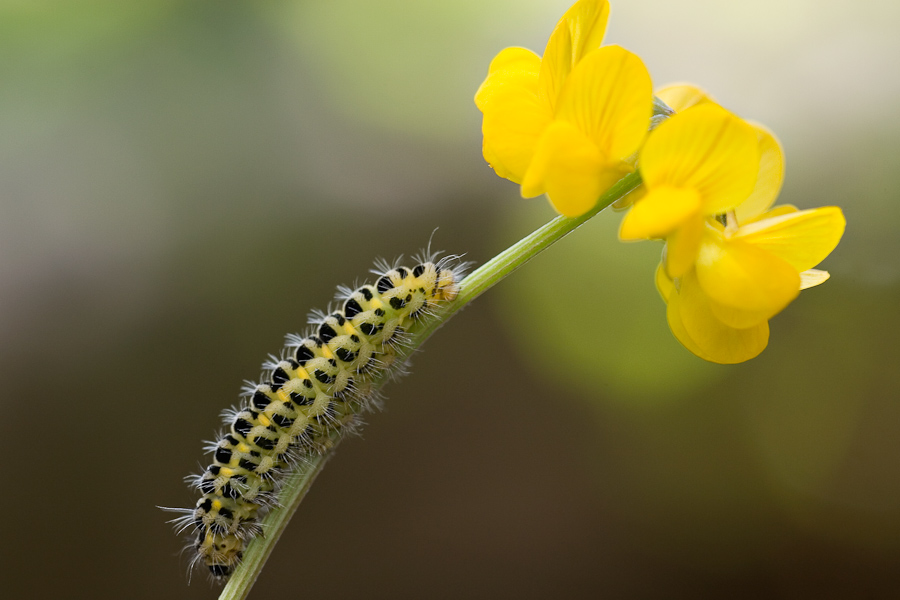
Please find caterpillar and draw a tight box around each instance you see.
[166,253,463,580]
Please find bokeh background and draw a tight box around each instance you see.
[2,1,898,598]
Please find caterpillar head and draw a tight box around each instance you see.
[434,266,460,302]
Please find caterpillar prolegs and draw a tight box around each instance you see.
[167,254,463,579]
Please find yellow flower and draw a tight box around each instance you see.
[619,103,761,277]
[657,204,846,364]
[621,82,845,363]
[655,83,787,227]
[474,0,653,217]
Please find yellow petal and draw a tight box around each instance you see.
[475,47,542,110]
[664,213,705,279]
[800,269,830,290]
[538,0,609,113]
[707,298,773,329]
[619,186,701,240]
[734,121,785,223]
[733,206,846,272]
[476,48,549,183]
[481,94,551,183]
[522,120,623,217]
[555,45,652,160]
[666,293,718,362]
[695,234,800,315]
[750,204,798,222]
[639,104,759,215]
[655,83,716,113]
[672,269,769,364]
[611,184,645,211]
[655,261,675,302]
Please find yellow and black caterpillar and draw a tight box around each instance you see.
[168,255,462,579]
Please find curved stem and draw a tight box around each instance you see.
[418,171,642,342]
[217,171,642,600]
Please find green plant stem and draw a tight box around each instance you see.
[417,171,643,343]
[218,171,642,600]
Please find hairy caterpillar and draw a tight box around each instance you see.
[166,253,463,579]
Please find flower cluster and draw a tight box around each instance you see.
[475,0,845,364]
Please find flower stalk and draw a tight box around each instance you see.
[217,170,642,600]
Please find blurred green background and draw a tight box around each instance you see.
[2,1,898,598]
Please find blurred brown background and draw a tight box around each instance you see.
[2,1,897,598]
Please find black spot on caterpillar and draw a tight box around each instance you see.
[164,253,463,580]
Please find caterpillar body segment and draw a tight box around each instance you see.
[170,256,463,579]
